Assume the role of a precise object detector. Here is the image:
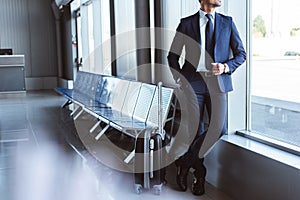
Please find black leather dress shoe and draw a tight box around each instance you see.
[176,165,189,191]
[192,177,205,196]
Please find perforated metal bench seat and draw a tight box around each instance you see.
[54,87,73,99]
[55,71,175,163]
[86,82,173,135]
[54,71,106,108]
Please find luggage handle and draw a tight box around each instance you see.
[157,82,165,140]
[150,138,154,178]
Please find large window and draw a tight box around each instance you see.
[250,0,300,152]
[72,0,111,74]
[100,0,111,74]
[114,0,136,79]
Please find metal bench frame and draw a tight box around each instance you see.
[55,71,175,164]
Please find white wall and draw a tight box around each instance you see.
[0,0,58,90]
[226,0,248,133]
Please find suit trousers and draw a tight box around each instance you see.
[176,85,210,178]
[176,78,227,179]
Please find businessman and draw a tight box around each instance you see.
[167,0,246,196]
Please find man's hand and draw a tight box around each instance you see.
[211,63,229,75]
[176,78,183,89]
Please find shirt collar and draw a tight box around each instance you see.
[199,9,216,20]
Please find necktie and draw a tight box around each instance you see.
[205,14,214,70]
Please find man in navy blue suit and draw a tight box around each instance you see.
[167,0,246,196]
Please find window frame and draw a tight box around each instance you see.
[237,0,300,156]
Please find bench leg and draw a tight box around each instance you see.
[95,124,110,140]
[70,106,80,117]
[124,150,135,164]
[61,100,72,108]
[89,120,101,133]
[73,109,84,120]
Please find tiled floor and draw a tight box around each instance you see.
[0,90,234,200]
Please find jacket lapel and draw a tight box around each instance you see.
[191,12,201,44]
[214,13,226,48]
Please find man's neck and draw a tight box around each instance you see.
[200,5,215,14]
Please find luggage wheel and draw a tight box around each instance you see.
[153,184,162,195]
[134,184,142,194]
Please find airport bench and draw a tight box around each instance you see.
[54,71,175,163]
[55,71,104,111]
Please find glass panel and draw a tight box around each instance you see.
[80,4,91,72]
[251,0,300,148]
[100,0,111,75]
[114,0,137,79]
[87,3,95,71]
[75,0,111,74]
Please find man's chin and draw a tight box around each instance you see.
[212,3,221,7]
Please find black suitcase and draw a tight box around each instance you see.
[134,128,165,195]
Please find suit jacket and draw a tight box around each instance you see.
[167,12,246,93]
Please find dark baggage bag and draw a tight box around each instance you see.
[134,128,165,195]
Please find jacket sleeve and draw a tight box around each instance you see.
[225,19,247,74]
[167,20,185,81]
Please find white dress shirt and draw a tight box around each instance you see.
[196,9,216,72]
